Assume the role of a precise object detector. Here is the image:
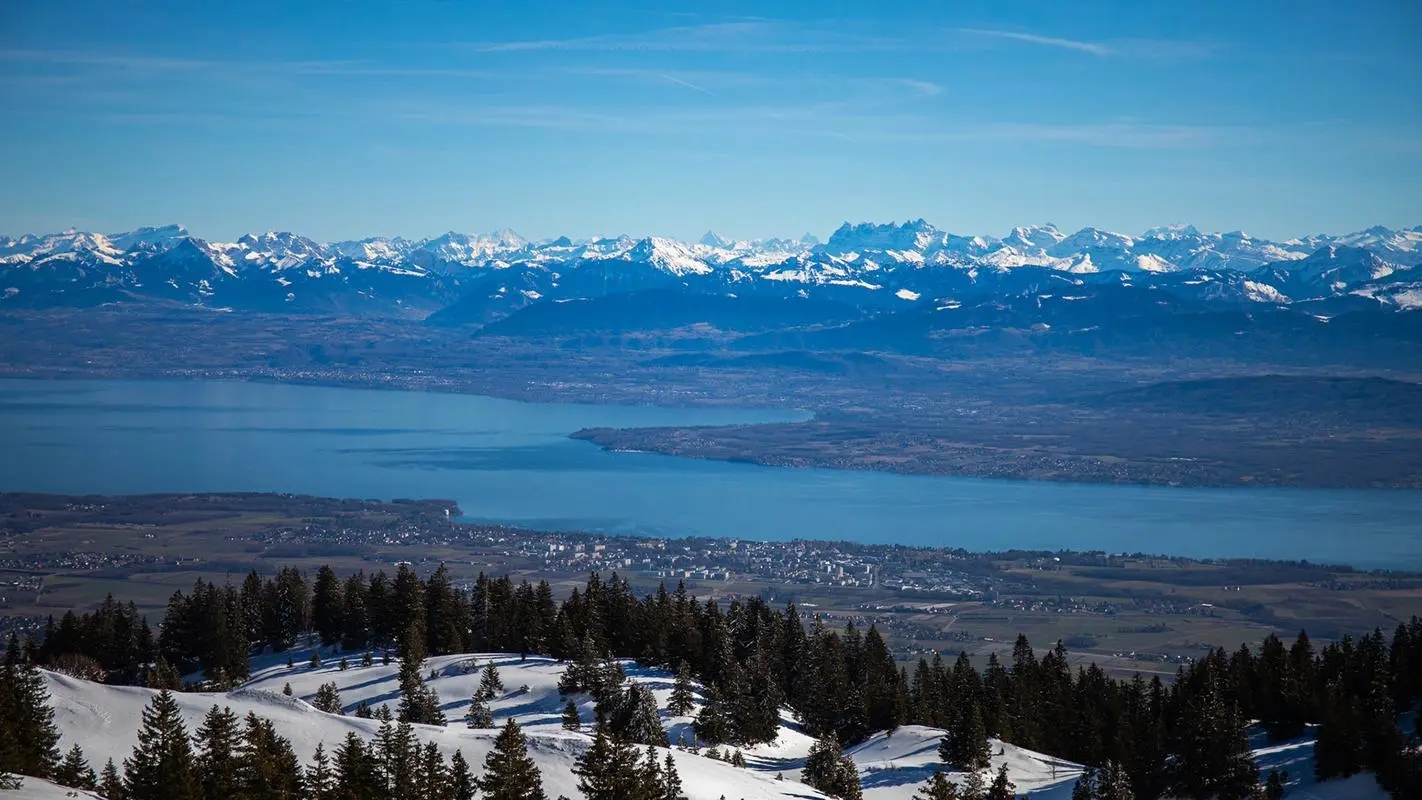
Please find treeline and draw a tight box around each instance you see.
[2,631,689,800]
[19,564,1422,799]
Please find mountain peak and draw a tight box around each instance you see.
[699,230,732,248]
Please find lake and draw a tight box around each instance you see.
[2,378,1419,570]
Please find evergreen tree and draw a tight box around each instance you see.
[986,764,1014,800]
[478,663,505,700]
[99,758,125,800]
[608,682,669,746]
[561,700,581,731]
[1169,680,1258,800]
[235,712,303,800]
[313,682,344,714]
[661,751,685,800]
[448,750,474,800]
[1098,761,1135,800]
[306,743,335,800]
[915,771,962,800]
[54,744,96,790]
[572,725,645,800]
[123,689,200,800]
[691,685,732,746]
[960,769,988,800]
[801,733,862,800]
[477,719,546,800]
[939,698,990,772]
[668,661,695,716]
[414,742,448,800]
[464,693,494,728]
[1072,768,1097,800]
[0,634,62,779]
[312,566,345,648]
[194,704,242,800]
[332,733,380,800]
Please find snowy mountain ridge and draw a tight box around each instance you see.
[2,220,1419,317]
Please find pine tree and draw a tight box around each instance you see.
[661,751,685,800]
[235,712,303,800]
[562,700,581,731]
[123,689,200,800]
[960,769,988,800]
[0,634,62,779]
[478,663,505,700]
[668,661,695,716]
[1072,768,1098,800]
[939,698,989,772]
[1098,761,1135,800]
[573,725,644,800]
[802,733,862,800]
[306,743,335,800]
[986,764,1014,800]
[477,718,546,800]
[449,750,475,800]
[333,733,379,800]
[464,693,494,728]
[915,771,962,800]
[312,566,345,647]
[54,744,96,790]
[415,742,448,800]
[313,682,344,714]
[99,758,125,800]
[609,682,668,746]
[194,704,242,800]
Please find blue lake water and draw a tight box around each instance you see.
[1,378,1419,570]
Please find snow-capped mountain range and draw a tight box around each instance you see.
[2,220,1419,316]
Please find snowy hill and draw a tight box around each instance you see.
[30,646,1394,800]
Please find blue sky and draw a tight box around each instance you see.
[2,0,1419,243]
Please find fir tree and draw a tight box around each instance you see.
[99,758,125,800]
[414,742,448,800]
[306,743,335,800]
[1072,766,1099,800]
[802,733,862,800]
[478,663,505,700]
[668,661,695,716]
[1097,761,1135,800]
[194,705,242,800]
[661,751,685,800]
[572,725,645,800]
[235,712,303,800]
[54,744,96,790]
[960,769,988,800]
[939,699,990,772]
[464,693,494,728]
[986,764,1014,800]
[0,634,62,779]
[478,719,546,800]
[313,682,344,714]
[332,733,379,800]
[915,771,963,800]
[562,699,581,731]
[608,682,669,746]
[312,566,345,647]
[449,750,475,800]
[123,689,200,800]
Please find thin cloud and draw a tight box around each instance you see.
[464,21,901,54]
[958,28,1111,57]
[660,74,720,97]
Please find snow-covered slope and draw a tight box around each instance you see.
[34,646,1390,800]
